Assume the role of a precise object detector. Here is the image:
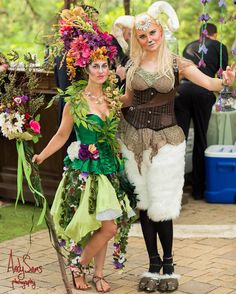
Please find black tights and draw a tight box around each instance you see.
[139,210,173,272]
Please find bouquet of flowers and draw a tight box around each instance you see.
[0,51,46,223]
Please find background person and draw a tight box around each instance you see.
[175,23,228,200]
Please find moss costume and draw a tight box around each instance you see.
[51,95,135,270]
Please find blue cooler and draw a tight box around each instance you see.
[205,145,236,204]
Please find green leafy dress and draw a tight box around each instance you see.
[51,91,136,270]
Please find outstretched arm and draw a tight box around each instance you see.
[182,63,236,92]
[32,103,74,164]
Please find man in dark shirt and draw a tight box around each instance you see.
[175,23,228,200]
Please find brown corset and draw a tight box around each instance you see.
[123,61,179,131]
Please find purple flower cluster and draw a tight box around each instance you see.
[199,13,210,21]
[78,144,99,160]
[58,239,66,247]
[112,260,123,269]
[61,26,81,51]
[70,243,82,255]
[232,47,236,56]
[218,0,226,7]
[200,0,210,5]
[79,144,91,160]
[13,95,28,105]
[113,242,124,269]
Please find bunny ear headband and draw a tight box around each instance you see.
[112,1,179,52]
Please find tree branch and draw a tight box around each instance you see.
[25,0,40,19]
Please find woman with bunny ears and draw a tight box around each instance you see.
[113,1,236,292]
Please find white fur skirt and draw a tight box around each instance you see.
[120,141,186,222]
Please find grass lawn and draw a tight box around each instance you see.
[0,201,47,242]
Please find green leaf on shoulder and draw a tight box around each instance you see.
[81,120,87,128]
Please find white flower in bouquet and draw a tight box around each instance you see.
[13,112,25,132]
[67,141,81,161]
[118,253,126,263]
[71,256,81,265]
[0,112,6,127]
[0,112,25,139]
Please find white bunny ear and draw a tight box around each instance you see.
[147,1,179,32]
[112,15,134,53]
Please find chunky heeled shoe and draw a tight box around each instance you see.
[92,275,110,293]
[71,266,91,290]
[158,256,180,292]
[138,255,162,292]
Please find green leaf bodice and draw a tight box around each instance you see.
[64,113,124,175]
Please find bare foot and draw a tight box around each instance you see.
[72,271,91,290]
[92,275,110,292]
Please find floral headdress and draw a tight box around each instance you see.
[58,6,117,79]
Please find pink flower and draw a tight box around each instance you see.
[198,59,206,68]
[29,120,41,134]
[13,97,23,105]
[217,67,224,78]
[100,32,113,43]
[59,20,72,36]
[69,36,91,67]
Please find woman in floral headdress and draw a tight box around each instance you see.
[33,6,135,292]
[113,1,236,292]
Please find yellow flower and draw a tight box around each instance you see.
[91,47,108,62]
[73,7,87,18]
[110,101,116,107]
[0,104,5,111]
[60,9,73,20]
[88,144,97,154]
[113,90,119,96]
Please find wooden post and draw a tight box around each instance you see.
[24,141,73,294]
[45,211,73,294]
[123,0,130,15]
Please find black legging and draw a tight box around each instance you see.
[139,210,173,263]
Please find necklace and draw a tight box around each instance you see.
[84,90,105,104]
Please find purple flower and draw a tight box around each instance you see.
[58,239,66,247]
[198,44,208,54]
[232,47,236,55]
[4,108,11,113]
[234,0,236,4]
[78,144,90,160]
[217,67,224,78]
[79,172,89,181]
[201,0,210,5]
[113,243,121,250]
[13,95,29,105]
[219,0,226,7]
[21,95,29,103]
[198,59,206,68]
[219,16,226,23]
[232,89,236,97]
[202,29,209,37]
[71,244,82,255]
[112,260,123,269]
[199,13,211,22]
